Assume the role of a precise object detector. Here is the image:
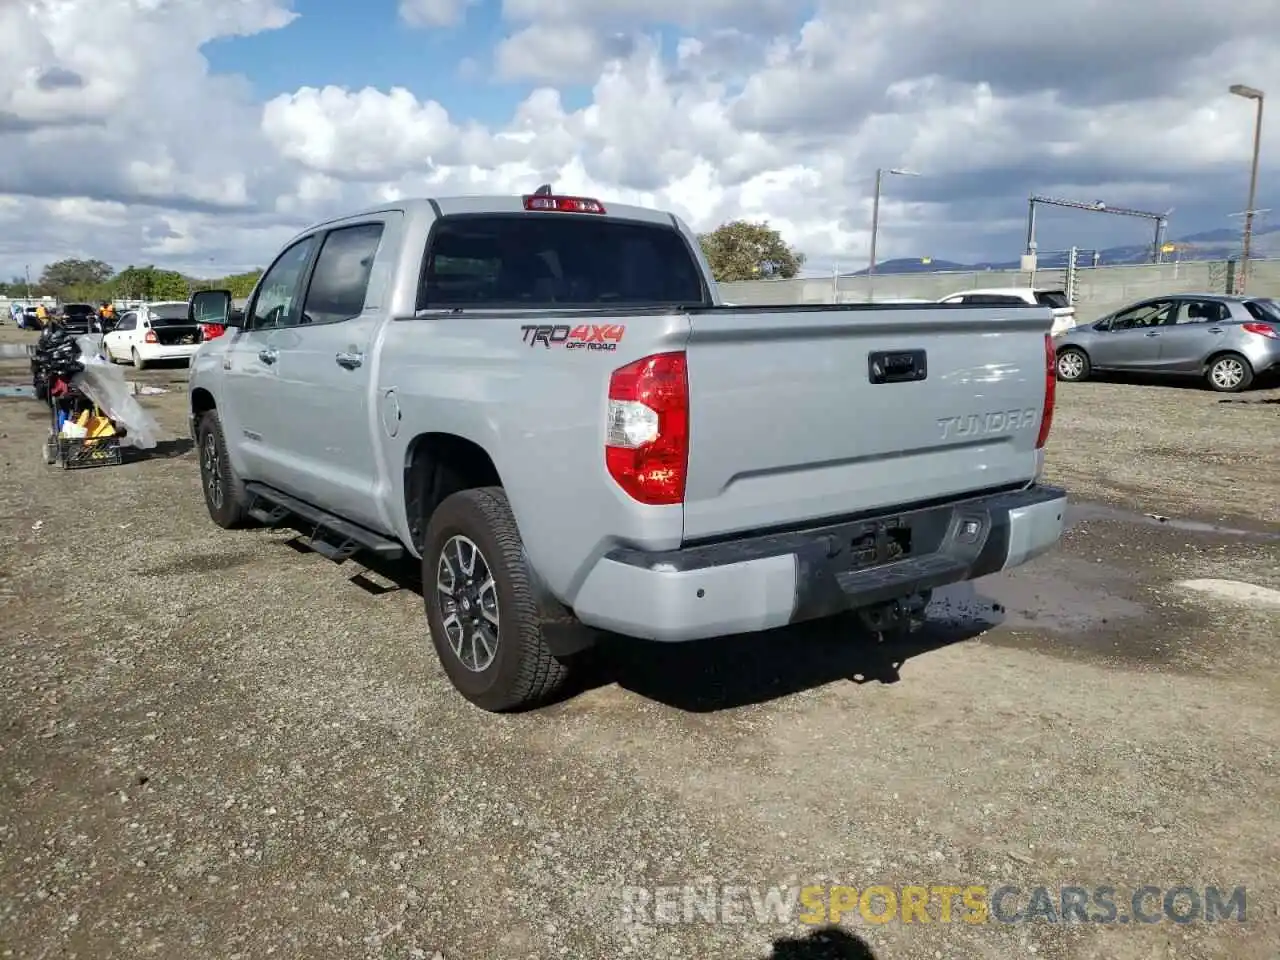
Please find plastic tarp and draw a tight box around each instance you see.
[69,335,161,449]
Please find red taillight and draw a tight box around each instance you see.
[1036,333,1055,450]
[199,322,225,340]
[523,194,606,214]
[1242,322,1279,339]
[605,352,689,505]
[145,329,157,343]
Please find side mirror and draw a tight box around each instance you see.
[189,289,235,326]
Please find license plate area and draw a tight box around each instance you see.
[845,516,912,570]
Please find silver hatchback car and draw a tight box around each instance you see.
[1054,293,1280,392]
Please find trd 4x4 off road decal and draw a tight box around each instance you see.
[520,324,626,351]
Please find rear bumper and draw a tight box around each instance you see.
[138,342,199,362]
[1243,339,1280,375]
[570,484,1067,642]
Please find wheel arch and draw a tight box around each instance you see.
[403,432,502,554]
[1202,349,1252,373]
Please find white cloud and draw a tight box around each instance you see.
[399,0,477,27]
[2,0,1279,281]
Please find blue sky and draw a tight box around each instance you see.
[204,0,627,123]
[206,0,513,123]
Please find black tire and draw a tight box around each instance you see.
[132,348,147,370]
[422,487,570,712]
[1056,346,1090,382]
[1205,353,1253,393]
[196,410,252,528]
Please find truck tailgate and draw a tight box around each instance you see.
[681,305,1052,541]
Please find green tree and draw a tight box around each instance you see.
[697,220,805,282]
[112,265,190,301]
[222,270,263,298]
[40,258,114,294]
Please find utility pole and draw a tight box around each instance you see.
[867,167,919,300]
[1229,83,1265,293]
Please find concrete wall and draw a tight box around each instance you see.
[719,258,1280,322]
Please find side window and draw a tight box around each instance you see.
[300,223,384,325]
[117,313,137,331]
[248,236,318,330]
[1176,300,1228,324]
[1244,300,1280,323]
[1112,301,1173,330]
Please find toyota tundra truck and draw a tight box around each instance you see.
[186,189,1067,712]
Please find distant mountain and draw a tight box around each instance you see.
[852,223,1279,276]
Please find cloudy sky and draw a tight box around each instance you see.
[1,0,1276,281]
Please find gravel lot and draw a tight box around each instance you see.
[2,324,1278,960]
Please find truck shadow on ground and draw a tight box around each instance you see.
[573,582,1002,711]
[333,545,1005,712]
[760,927,877,959]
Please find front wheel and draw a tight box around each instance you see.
[1056,347,1090,382]
[1206,353,1253,393]
[196,410,251,528]
[422,487,571,712]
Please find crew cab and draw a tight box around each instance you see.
[186,190,1067,712]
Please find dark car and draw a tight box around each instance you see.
[60,303,99,334]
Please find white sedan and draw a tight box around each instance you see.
[102,301,202,369]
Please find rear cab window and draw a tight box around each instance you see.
[417,213,710,309]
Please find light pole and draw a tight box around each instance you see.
[868,167,919,299]
[1229,83,1264,292]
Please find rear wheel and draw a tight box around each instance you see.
[131,348,147,370]
[422,487,571,712]
[1056,347,1090,382]
[196,410,251,528]
[1206,353,1253,393]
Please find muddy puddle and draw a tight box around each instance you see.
[1066,501,1280,541]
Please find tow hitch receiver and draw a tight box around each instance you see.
[857,590,932,633]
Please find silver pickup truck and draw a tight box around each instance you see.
[187,190,1067,712]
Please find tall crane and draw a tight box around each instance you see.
[1024,195,1171,265]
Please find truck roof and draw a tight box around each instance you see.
[301,194,680,236]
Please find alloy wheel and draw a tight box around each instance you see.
[201,431,224,509]
[1058,351,1085,380]
[436,535,500,673]
[1210,357,1244,390]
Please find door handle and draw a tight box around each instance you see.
[336,351,363,369]
[1144,332,1160,337]
[1207,327,1223,333]
[258,347,278,364]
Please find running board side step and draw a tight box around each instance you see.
[244,482,404,560]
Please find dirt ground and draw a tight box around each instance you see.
[1,324,1278,960]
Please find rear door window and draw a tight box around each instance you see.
[1175,300,1231,324]
[418,215,708,309]
[301,223,385,325]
